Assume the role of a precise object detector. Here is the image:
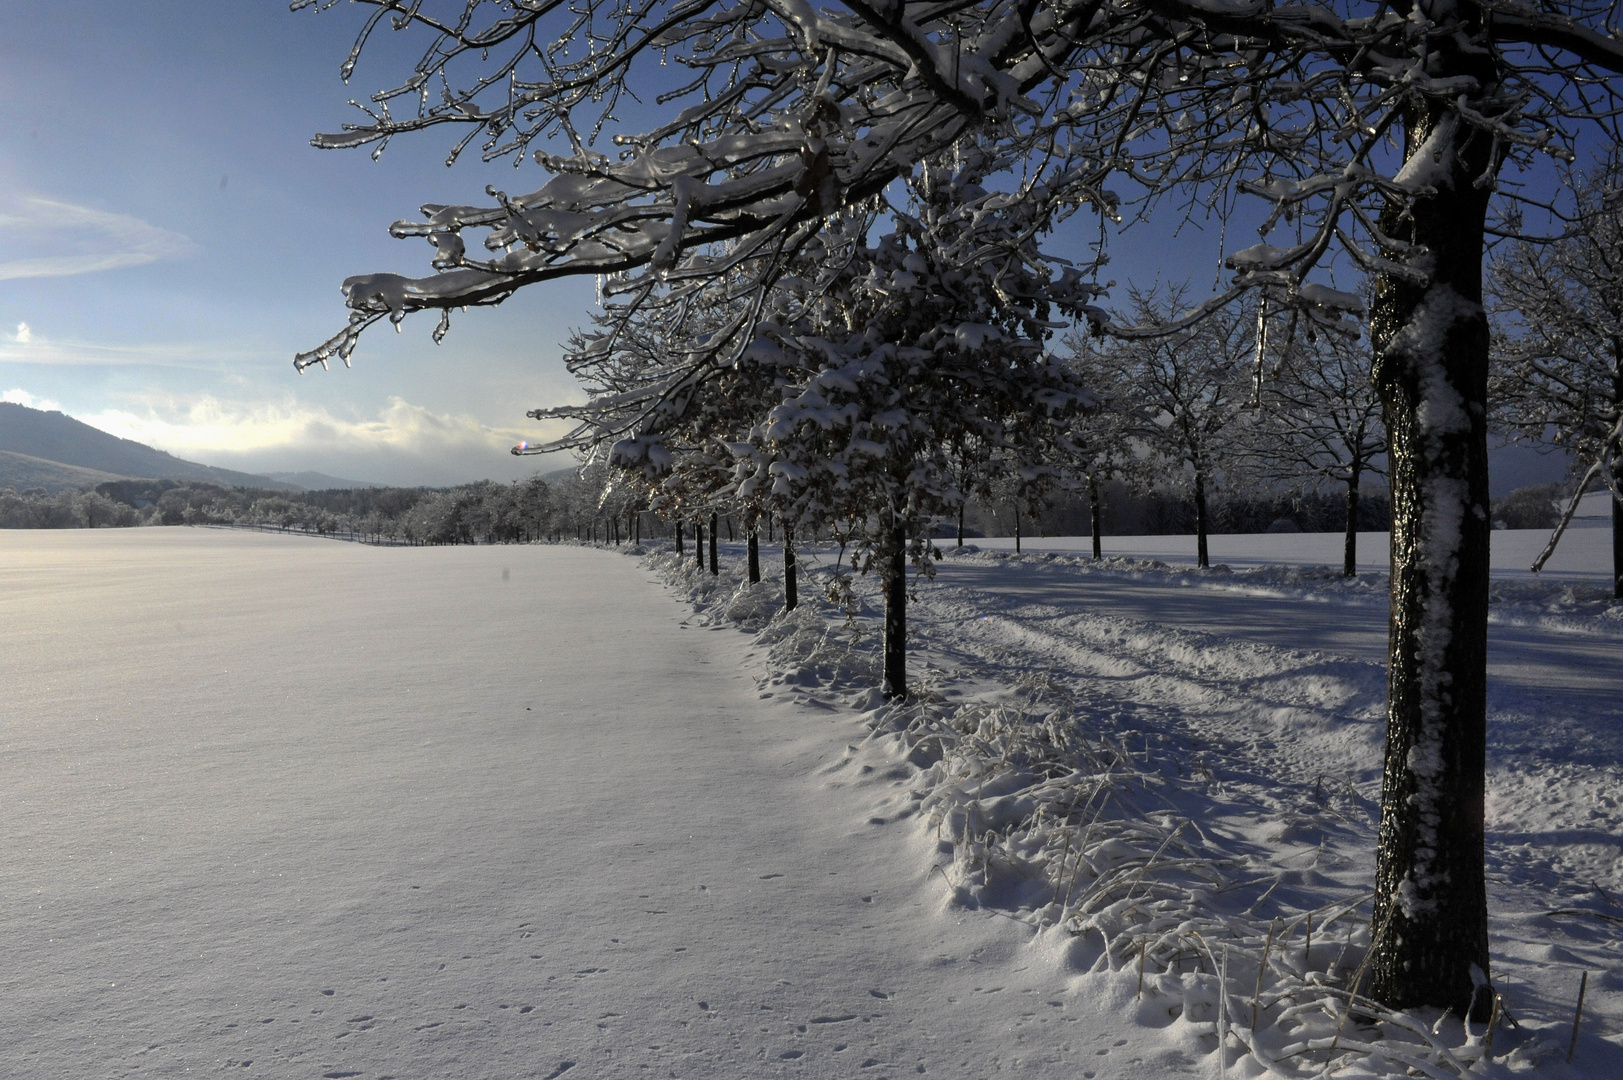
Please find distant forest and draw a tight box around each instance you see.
[0,469,1413,542]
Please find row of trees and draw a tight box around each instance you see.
[286,0,1623,1019]
[1,474,649,545]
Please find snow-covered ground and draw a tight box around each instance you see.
[2,527,1617,1077]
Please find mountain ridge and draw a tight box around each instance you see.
[0,402,298,491]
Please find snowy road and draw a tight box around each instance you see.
[1,531,1175,1079]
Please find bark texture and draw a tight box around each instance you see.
[882,526,907,700]
[783,523,797,611]
[709,512,719,576]
[1193,471,1210,569]
[1369,94,1495,1017]
[1344,467,1361,579]
[748,531,761,584]
[1089,473,1102,561]
[1613,484,1622,600]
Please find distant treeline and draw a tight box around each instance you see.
[2,473,1400,541]
[961,482,1394,539]
[11,472,1557,540]
[2,475,614,544]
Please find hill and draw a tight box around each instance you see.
[0,402,296,490]
[0,449,128,494]
[262,470,381,490]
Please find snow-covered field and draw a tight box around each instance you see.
[2,527,1617,1077]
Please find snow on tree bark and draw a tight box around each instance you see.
[1369,102,1496,1016]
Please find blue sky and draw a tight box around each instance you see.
[0,2,1571,491]
[1,1,596,485]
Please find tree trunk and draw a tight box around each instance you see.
[1368,94,1496,1018]
[695,521,705,570]
[748,530,761,583]
[1089,472,1103,560]
[634,511,640,546]
[783,522,797,611]
[1344,465,1361,578]
[1613,472,1623,601]
[675,519,684,555]
[957,503,965,547]
[1013,505,1021,554]
[709,512,719,575]
[1193,472,1210,569]
[882,526,907,700]
[725,515,734,541]
[1613,340,1623,599]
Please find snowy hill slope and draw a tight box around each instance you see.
[0,401,295,489]
[0,448,127,493]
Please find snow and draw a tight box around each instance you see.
[4,527,1619,1076]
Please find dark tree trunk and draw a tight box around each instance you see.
[1344,465,1361,578]
[1613,475,1623,601]
[709,512,719,575]
[634,511,640,546]
[725,515,734,541]
[1368,94,1496,1018]
[767,517,773,542]
[1613,340,1623,599]
[1193,472,1210,569]
[1013,505,1021,554]
[695,521,705,570]
[675,519,683,555]
[1089,472,1103,560]
[783,522,797,611]
[882,526,907,700]
[956,503,965,547]
[748,530,761,583]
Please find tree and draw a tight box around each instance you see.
[540,157,1096,698]
[1095,289,1253,568]
[292,0,1623,1015]
[1250,323,1387,577]
[1489,152,1623,596]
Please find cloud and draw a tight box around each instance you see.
[0,196,197,281]
[0,324,241,370]
[77,395,572,485]
[1,388,62,412]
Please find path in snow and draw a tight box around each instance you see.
[2,530,1184,1079]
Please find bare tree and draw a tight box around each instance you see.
[1096,289,1253,568]
[1490,151,1623,595]
[290,0,1623,1015]
[1250,327,1387,577]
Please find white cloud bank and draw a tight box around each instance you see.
[79,395,571,486]
[1,388,63,412]
[0,196,198,281]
